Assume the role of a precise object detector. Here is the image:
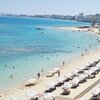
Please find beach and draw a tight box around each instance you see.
[1,0,100,99]
[0,17,100,100]
[0,48,100,100]
[55,26,100,35]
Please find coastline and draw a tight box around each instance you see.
[0,48,100,100]
[55,26,100,36]
[0,26,100,100]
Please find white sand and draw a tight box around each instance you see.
[55,26,100,35]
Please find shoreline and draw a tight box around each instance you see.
[0,48,100,100]
[0,51,82,94]
[55,26,100,36]
[0,26,100,100]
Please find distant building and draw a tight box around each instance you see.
[64,15,73,20]
[96,13,100,23]
[51,15,64,19]
[74,15,79,21]
[1,12,100,24]
[84,15,93,22]
[77,13,84,21]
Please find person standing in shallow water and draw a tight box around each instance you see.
[58,70,60,77]
[63,61,65,65]
[37,72,40,79]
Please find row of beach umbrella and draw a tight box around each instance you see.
[9,56,100,100]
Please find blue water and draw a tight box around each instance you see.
[0,16,100,91]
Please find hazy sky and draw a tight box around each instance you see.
[0,0,100,15]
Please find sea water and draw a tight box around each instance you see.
[0,16,100,91]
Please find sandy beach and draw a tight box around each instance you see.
[0,47,100,100]
[55,26,100,35]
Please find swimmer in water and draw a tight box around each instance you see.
[10,75,13,78]
[13,66,15,69]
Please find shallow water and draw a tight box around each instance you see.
[0,16,100,91]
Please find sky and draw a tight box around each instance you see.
[0,0,100,15]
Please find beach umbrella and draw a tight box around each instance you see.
[98,84,100,89]
[91,87,100,96]
[91,67,96,71]
[94,58,98,62]
[27,78,37,85]
[96,63,100,68]
[43,93,53,100]
[9,96,20,100]
[72,77,80,85]
[96,64,100,67]
[90,68,97,73]
[71,69,78,75]
[85,70,93,75]
[78,74,86,80]
[27,90,37,98]
[96,65,100,69]
[46,82,55,88]
[62,82,72,89]
[64,72,72,78]
[84,63,89,67]
[78,66,85,70]
[57,76,65,83]
[88,60,94,64]
[97,57,100,60]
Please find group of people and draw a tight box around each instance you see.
[37,61,65,79]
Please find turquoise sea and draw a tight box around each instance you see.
[0,16,100,91]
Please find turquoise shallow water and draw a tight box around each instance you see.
[0,16,100,91]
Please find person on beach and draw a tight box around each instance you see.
[37,72,40,79]
[63,61,65,65]
[58,70,60,77]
